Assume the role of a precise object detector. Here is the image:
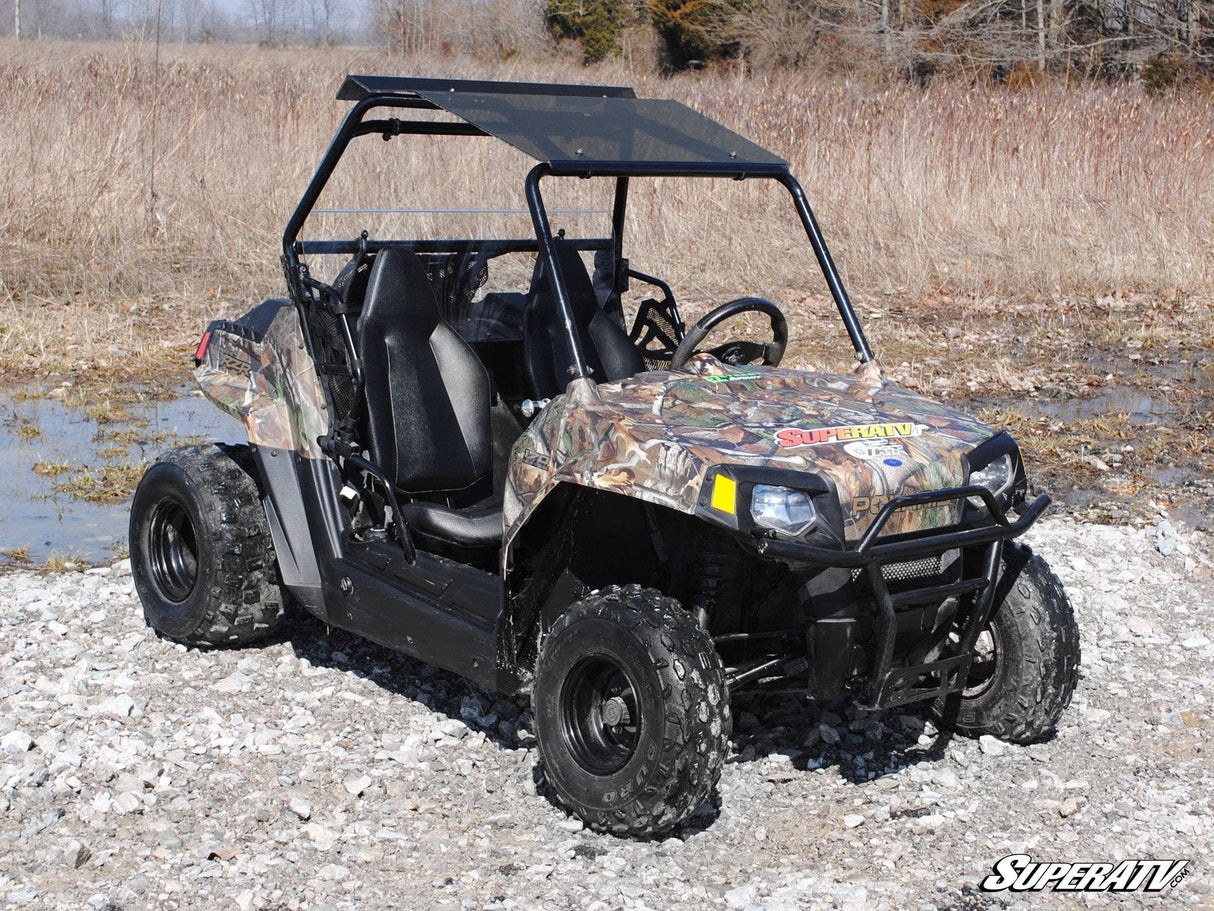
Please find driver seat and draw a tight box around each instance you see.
[524,240,645,399]
[357,248,501,548]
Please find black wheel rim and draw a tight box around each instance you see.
[559,654,642,776]
[963,627,1000,698]
[147,498,199,603]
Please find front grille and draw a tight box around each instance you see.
[882,554,944,584]
[851,549,961,604]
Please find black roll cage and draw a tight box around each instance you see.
[281,81,875,384]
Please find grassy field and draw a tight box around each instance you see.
[1,39,1212,378]
[0,39,1210,527]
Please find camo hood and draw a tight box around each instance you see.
[503,355,996,553]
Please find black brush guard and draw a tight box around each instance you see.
[747,487,1049,709]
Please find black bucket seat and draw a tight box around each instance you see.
[524,240,645,398]
[357,248,501,547]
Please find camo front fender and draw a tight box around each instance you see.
[502,378,707,572]
[502,358,997,572]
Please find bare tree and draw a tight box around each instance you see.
[369,0,435,53]
[177,0,207,39]
[304,0,343,43]
[367,0,543,56]
[245,0,296,43]
[97,0,120,37]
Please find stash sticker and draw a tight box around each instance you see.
[777,423,926,449]
[843,440,905,462]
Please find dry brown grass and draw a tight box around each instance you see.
[50,462,148,502]
[0,38,1212,391]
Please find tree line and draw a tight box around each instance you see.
[0,0,366,44]
[548,0,1212,82]
[2,0,1209,84]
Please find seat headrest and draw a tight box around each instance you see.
[552,241,600,320]
[360,248,441,333]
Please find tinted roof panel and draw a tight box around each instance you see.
[416,90,786,169]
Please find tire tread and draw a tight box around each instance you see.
[536,584,731,837]
[935,541,1080,743]
[135,443,286,647]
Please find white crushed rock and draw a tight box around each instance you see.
[0,517,1210,909]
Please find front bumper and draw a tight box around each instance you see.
[733,486,1050,709]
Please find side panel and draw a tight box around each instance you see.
[335,544,506,692]
[253,447,326,614]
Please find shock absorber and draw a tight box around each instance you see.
[691,532,742,633]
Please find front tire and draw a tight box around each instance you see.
[533,585,731,837]
[129,443,286,647]
[933,542,1080,743]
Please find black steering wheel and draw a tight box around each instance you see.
[669,297,788,370]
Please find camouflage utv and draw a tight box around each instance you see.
[129,75,1079,836]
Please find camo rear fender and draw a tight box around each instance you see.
[193,301,331,458]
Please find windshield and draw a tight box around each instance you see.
[540,174,864,376]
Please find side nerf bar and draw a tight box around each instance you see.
[754,488,1050,568]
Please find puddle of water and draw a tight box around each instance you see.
[0,390,240,564]
[964,372,1213,528]
[978,375,1207,428]
[1015,388,1174,426]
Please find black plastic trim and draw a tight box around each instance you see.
[966,430,1020,474]
[338,74,637,103]
[251,447,325,611]
[330,549,505,692]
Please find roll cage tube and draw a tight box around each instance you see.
[525,164,874,374]
[776,173,873,363]
[525,163,593,382]
[611,176,629,300]
[282,92,874,370]
[282,96,500,257]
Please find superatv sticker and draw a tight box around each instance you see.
[980,854,1189,894]
[776,423,926,448]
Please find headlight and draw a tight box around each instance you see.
[969,453,1014,502]
[751,484,816,536]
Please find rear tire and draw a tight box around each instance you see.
[533,585,731,837]
[933,542,1080,743]
[129,443,286,647]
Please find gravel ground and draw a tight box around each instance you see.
[1,516,1211,911]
